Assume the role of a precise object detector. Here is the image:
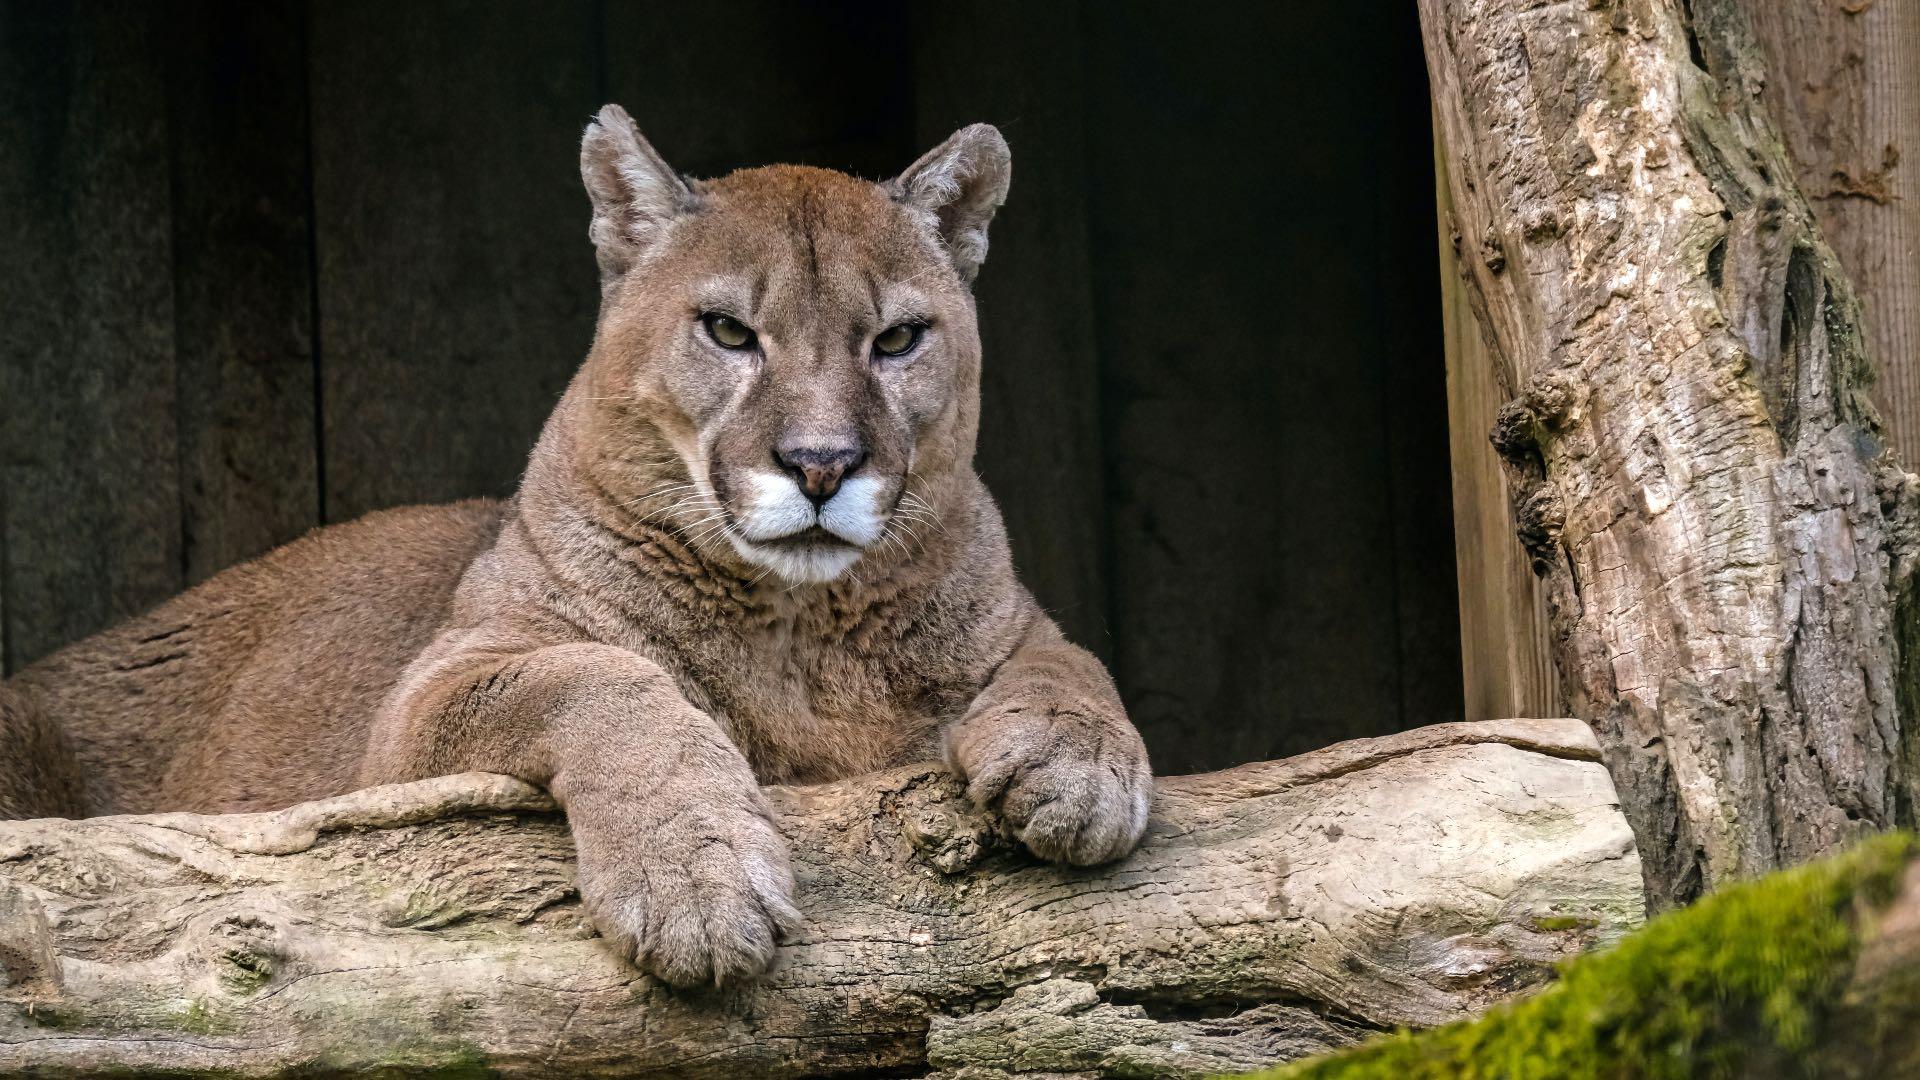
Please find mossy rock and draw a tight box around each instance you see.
[1248,832,1918,1080]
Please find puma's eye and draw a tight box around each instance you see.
[702,313,756,350]
[873,323,922,358]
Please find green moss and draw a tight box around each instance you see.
[176,998,219,1036]
[1245,831,1916,1080]
[1528,915,1600,933]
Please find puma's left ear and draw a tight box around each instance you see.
[889,124,1011,284]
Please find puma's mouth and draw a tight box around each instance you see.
[760,525,854,548]
[726,529,865,584]
[729,472,889,545]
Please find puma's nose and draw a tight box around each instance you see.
[774,444,866,506]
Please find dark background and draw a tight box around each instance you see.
[0,1,1460,773]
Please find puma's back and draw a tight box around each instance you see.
[1,500,504,815]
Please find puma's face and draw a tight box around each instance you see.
[603,168,968,585]
[577,107,1008,584]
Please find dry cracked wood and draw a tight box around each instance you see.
[1421,0,1920,909]
[0,719,1643,1078]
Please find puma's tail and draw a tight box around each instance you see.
[0,681,86,819]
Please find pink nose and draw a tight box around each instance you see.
[774,445,866,506]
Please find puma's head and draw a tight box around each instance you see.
[570,105,1009,584]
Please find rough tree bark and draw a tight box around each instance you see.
[1420,0,1920,910]
[0,720,1643,1078]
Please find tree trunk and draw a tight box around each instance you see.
[0,720,1642,1078]
[1420,0,1920,910]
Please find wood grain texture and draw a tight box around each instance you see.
[1420,0,1920,906]
[0,720,1642,1078]
[1432,116,1563,723]
[0,1,183,672]
[167,0,320,584]
[1736,0,1920,470]
[908,1,1112,658]
[308,0,602,521]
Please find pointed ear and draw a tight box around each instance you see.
[889,124,1011,284]
[580,104,693,283]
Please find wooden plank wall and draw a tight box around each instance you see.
[1,0,1461,771]
[1080,4,1461,769]
[1,2,184,671]
[1736,0,1920,468]
[1432,123,1563,721]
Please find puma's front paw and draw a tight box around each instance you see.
[571,795,801,987]
[949,702,1152,866]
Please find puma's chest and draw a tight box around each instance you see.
[670,619,949,784]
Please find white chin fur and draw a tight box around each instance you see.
[727,535,865,583]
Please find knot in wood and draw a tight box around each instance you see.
[1516,485,1567,570]
[1490,400,1541,461]
[1481,225,1507,273]
[901,798,994,874]
[204,915,280,996]
[1524,370,1582,427]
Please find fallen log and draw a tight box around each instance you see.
[0,719,1643,1078]
[1261,831,1920,1079]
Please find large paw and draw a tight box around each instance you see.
[952,705,1152,866]
[573,799,800,987]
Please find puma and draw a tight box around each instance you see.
[0,106,1152,986]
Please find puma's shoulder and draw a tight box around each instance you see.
[10,499,509,813]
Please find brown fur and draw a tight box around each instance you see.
[0,107,1151,986]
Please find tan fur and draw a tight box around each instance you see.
[0,107,1151,986]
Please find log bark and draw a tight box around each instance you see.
[1265,831,1920,1079]
[0,719,1642,1078]
[1420,0,1920,910]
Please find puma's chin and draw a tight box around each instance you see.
[728,531,865,584]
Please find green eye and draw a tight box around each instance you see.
[702,313,756,350]
[873,323,922,357]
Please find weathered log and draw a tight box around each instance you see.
[1420,0,1920,909]
[0,719,1642,1078]
[1263,831,1920,1079]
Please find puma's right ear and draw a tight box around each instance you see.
[580,104,693,283]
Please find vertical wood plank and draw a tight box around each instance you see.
[1433,118,1562,722]
[1736,0,1920,466]
[0,1,181,671]
[308,0,602,520]
[907,3,1111,657]
[168,0,320,583]
[1082,1,1454,772]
